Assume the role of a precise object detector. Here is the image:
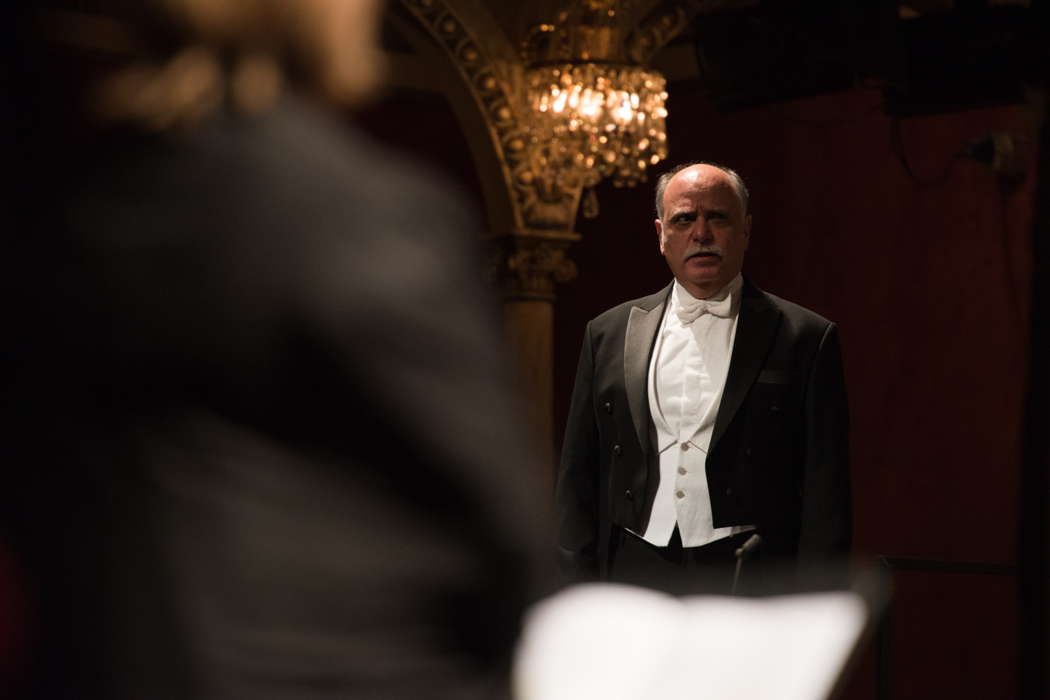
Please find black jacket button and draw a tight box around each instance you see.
[625,489,633,501]
[725,487,733,496]
[613,444,623,456]
[604,401,613,414]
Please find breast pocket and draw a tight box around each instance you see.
[750,372,801,442]
[755,372,792,413]
[757,369,790,385]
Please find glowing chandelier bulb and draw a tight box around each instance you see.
[527,62,669,189]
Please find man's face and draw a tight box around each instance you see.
[655,165,751,299]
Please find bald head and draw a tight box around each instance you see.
[654,162,749,222]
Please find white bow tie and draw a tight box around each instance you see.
[675,294,732,324]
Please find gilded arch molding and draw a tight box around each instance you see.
[397,0,583,236]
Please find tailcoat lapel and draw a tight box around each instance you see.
[710,279,782,451]
[623,284,671,457]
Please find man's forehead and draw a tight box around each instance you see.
[664,166,741,210]
[669,168,734,195]
[663,166,739,203]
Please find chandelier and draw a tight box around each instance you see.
[524,0,669,212]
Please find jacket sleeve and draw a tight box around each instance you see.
[798,322,853,562]
[555,322,601,580]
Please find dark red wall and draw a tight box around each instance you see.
[557,86,1036,564]
[554,86,1039,700]
[357,83,1042,699]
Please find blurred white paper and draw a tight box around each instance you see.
[513,584,868,700]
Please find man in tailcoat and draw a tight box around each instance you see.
[556,162,851,593]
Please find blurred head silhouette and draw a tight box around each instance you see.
[19,0,384,136]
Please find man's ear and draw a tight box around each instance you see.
[744,213,752,245]
[655,218,665,254]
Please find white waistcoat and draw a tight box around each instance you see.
[637,277,755,548]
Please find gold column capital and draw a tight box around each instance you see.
[486,230,580,302]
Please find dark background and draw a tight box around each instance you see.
[355,2,1047,695]
[556,87,1038,700]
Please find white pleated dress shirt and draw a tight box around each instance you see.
[636,275,756,548]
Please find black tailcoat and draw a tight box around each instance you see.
[556,279,852,579]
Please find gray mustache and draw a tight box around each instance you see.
[686,246,723,258]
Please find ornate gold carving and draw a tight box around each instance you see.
[626,2,690,64]
[487,233,580,301]
[398,0,583,232]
